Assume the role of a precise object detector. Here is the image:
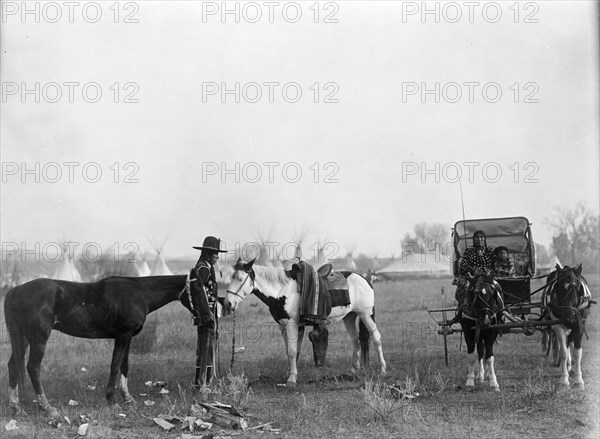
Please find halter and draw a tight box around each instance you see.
[227,269,255,301]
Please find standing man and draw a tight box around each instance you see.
[189,236,228,387]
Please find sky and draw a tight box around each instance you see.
[1,1,599,264]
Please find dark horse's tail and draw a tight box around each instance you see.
[4,288,28,396]
[359,308,373,368]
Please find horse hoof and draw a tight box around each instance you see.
[492,387,501,392]
[123,396,137,405]
[110,403,122,413]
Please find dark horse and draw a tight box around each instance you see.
[542,264,592,388]
[4,275,189,417]
[460,275,504,391]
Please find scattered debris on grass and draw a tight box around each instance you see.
[196,401,247,430]
[153,417,175,431]
[247,422,281,433]
[4,420,18,431]
[144,400,155,406]
[77,423,89,436]
[87,385,96,391]
[154,401,247,433]
[68,399,80,406]
[389,385,420,400]
[47,418,63,428]
[80,367,87,372]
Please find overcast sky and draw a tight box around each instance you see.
[1,1,598,263]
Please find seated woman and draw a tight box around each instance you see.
[459,230,495,279]
[493,246,514,278]
[455,230,495,305]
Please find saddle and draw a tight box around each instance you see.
[287,261,351,325]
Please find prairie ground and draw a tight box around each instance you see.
[1,274,598,438]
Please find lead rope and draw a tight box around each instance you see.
[229,310,236,374]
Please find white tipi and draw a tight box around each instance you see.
[345,244,357,270]
[150,239,172,275]
[53,245,82,281]
[136,253,152,277]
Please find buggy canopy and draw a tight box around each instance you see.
[452,216,535,277]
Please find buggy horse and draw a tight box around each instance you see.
[428,217,595,390]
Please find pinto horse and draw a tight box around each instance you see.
[543,263,592,388]
[224,259,386,386]
[460,275,504,391]
[4,275,189,417]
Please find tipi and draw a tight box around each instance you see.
[53,245,82,281]
[345,244,357,270]
[135,253,152,277]
[150,238,172,275]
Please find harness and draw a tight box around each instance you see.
[544,272,592,333]
[462,279,505,343]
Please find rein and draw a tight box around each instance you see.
[226,270,255,374]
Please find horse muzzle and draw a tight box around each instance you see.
[223,294,236,312]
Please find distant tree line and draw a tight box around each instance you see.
[547,202,599,273]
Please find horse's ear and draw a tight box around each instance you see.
[247,258,256,269]
[555,262,562,270]
[575,264,582,276]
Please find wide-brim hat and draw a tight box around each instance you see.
[193,236,228,253]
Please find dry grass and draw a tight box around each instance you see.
[0,274,598,438]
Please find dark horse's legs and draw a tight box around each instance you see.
[117,336,135,403]
[461,320,500,390]
[8,318,60,418]
[461,320,482,387]
[7,331,28,415]
[106,334,133,405]
[482,330,499,389]
[26,336,59,418]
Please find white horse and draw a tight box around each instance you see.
[224,259,386,386]
[543,263,592,388]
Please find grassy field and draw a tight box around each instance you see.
[1,274,598,438]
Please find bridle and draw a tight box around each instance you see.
[463,277,502,325]
[547,268,587,323]
[473,284,501,323]
[226,269,255,301]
